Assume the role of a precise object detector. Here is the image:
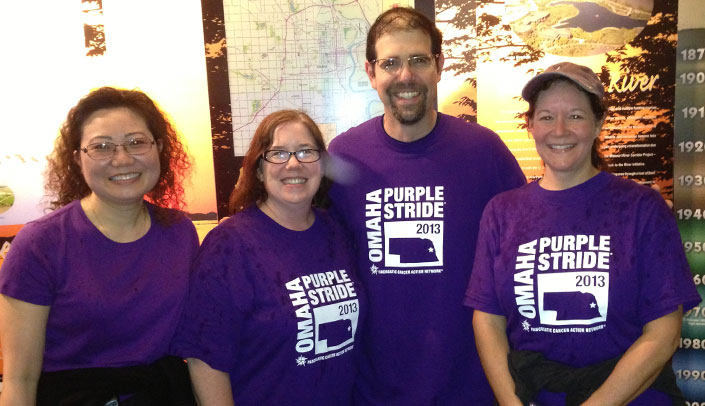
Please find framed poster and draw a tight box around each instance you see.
[437,0,677,197]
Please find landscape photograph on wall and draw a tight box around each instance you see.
[507,0,653,56]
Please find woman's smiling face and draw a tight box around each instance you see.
[75,107,161,206]
[528,80,603,188]
[260,121,323,212]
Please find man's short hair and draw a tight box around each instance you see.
[366,7,442,63]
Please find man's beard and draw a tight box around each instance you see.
[386,83,429,125]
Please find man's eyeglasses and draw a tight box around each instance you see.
[371,54,439,75]
[79,137,156,160]
[262,149,321,164]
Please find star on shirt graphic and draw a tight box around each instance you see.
[370,264,379,274]
[296,355,307,366]
[522,320,531,331]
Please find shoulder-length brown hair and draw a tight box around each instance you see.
[45,87,191,224]
[228,110,330,214]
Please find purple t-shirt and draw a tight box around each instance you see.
[466,172,700,405]
[328,113,526,405]
[0,200,198,371]
[170,207,364,406]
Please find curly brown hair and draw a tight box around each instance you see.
[228,110,330,214]
[45,87,191,224]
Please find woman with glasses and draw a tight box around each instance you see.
[465,62,699,405]
[171,110,364,405]
[0,87,198,405]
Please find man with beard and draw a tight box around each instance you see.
[327,7,526,405]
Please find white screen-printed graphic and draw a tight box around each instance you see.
[312,299,360,354]
[383,220,443,267]
[537,272,609,325]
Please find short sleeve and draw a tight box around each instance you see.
[465,199,504,315]
[636,192,700,323]
[486,129,527,193]
[170,224,254,372]
[0,222,58,306]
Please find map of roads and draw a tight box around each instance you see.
[222,0,391,154]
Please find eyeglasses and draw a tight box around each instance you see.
[79,136,156,160]
[262,149,321,164]
[371,54,439,75]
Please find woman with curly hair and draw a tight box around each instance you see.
[0,87,198,405]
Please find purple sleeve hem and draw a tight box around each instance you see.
[170,346,232,373]
[464,295,504,316]
[640,295,702,325]
[0,286,52,307]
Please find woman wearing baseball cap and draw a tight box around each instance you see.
[465,62,698,405]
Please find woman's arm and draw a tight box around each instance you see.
[473,310,523,406]
[187,358,234,406]
[582,306,683,406]
[0,294,50,406]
